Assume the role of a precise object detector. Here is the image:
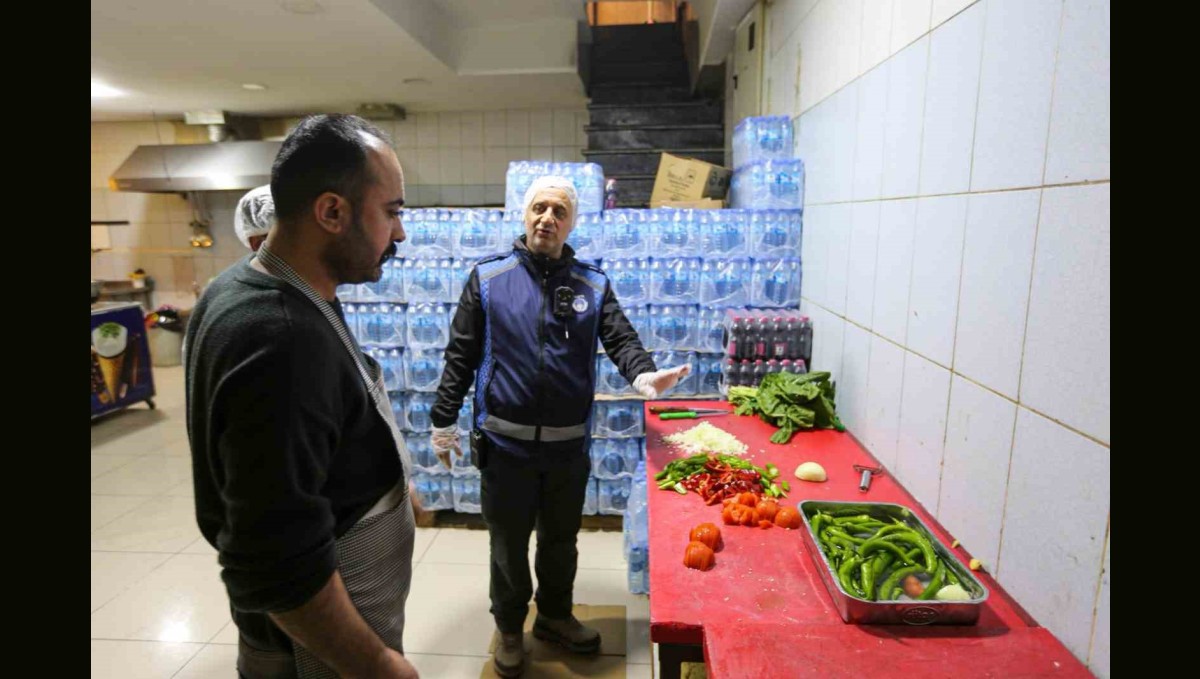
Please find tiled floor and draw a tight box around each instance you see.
[92,366,655,678]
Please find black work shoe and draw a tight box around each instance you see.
[531,613,601,654]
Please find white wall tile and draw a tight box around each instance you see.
[807,0,843,108]
[1045,0,1110,183]
[881,37,929,198]
[824,203,854,316]
[438,148,463,185]
[852,62,889,200]
[891,0,933,54]
[416,112,439,148]
[954,189,1039,399]
[833,0,865,89]
[391,118,415,149]
[809,304,846,377]
[801,204,829,307]
[529,146,555,162]
[998,408,1109,661]
[394,149,419,184]
[971,0,1063,191]
[767,29,801,117]
[91,189,108,221]
[460,148,484,185]
[919,2,986,195]
[932,0,978,28]
[506,110,531,146]
[417,148,440,186]
[576,112,590,147]
[938,375,1016,571]
[845,201,880,327]
[907,195,967,367]
[828,82,859,203]
[484,147,509,185]
[871,198,917,344]
[529,110,554,145]
[441,185,465,206]
[484,111,507,147]
[795,6,824,112]
[437,112,461,147]
[1020,184,1110,443]
[860,0,895,71]
[863,334,905,469]
[799,99,832,204]
[460,112,484,147]
[1089,532,1110,678]
[553,109,577,146]
[553,146,582,162]
[895,351,951,511]
[839,322,873,435]
[769,0,819,58]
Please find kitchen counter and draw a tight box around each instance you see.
[643,400,1092,678]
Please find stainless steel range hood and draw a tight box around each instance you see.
[109,112,281,193]
[109,140,282,193]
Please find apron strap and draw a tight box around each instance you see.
[254,247,412,480]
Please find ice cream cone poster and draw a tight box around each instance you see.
[91,304,155,417]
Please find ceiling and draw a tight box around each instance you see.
[91,0,588,121]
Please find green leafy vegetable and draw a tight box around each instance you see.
[726,371,845,444]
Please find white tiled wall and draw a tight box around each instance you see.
[91,109,588,295]
[758,0,1110,672]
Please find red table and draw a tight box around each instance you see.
[644,401,1093,678]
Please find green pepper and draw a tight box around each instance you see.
[838,556,865,598]
[878,565,926,602]
[781,480,791,492]
[880,530,937,568]
[918,559,946,600]
[810,514,828,536]
[832,514,874,525]
[654,469,669,481]
[826,527,867,545]
[859,537,919,564]
[860,559,876,601]
[945,565,961,586]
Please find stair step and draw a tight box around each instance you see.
[585,124,725,151]
[588,100,723,126]
[592,60,689,87]
[589,83,695,105]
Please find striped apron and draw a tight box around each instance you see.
[254,246,415,679]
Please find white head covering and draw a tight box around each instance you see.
[522,175,578,226]
[234,185,276,250]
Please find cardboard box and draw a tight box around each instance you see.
[481,604,627,678]
[649,197,725,209]
[650,152,732,205]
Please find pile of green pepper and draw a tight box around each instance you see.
[654,453,789,499]
[809,508,962,601]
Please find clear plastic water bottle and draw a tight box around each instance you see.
[403,392,435,432]
[610,259,649,306]
[404,348,443,392]
[584,477,599,515]
[700,355,723,395]
[701,258,750,307]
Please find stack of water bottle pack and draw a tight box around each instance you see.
[623,459,649,594]
[337,206,521,514]
[730,115,805,210]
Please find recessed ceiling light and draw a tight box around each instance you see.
[91,80,124,98]
[242,83,268,91]
[402,78,431,86]
[280,0,324,14]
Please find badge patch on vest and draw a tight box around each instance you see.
[572,295,589,313]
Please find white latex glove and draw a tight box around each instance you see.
[632,365,691,399]
[431,424,462,469]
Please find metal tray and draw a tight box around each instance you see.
[798,500,989,625]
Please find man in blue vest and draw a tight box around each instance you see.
[429,176,687,677]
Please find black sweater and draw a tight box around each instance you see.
[185,257,401,653]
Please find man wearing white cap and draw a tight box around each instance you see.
[235,184,276,252]
[430,176,687,676]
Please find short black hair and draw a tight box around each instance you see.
[270,114,393,223]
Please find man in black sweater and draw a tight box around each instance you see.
[186,115,418,679]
